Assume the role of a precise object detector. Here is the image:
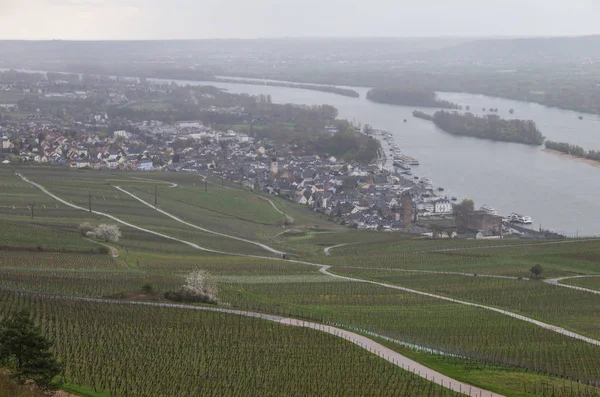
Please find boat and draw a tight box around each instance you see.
[419,178,433,189]
[451,197,457,201]
[401,170,412,176]
[395,154,420,166]
[393,160,411,170]
[480,205,498,216]
[414,176,419,180]
[509,213,533,224]
[438,187,444,192]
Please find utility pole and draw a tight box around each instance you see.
[154,186,158,207]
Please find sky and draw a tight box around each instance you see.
[0,0,599,40]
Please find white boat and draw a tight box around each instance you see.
[509,213,533,224]
[419,177,433,189]
[480,205,498,216]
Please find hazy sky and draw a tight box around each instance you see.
[0,0,599,40]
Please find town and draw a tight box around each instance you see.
[0,70,545,238]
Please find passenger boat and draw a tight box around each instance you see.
[480,205,498,216]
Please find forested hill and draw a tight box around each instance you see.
[416,111,545,145]
[366,89,459,109]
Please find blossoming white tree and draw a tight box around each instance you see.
[181,269,218,303]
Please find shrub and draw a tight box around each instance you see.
[78,222,95,237]
[96,246,110,255]
[141,283,154,294]
[166,270,218,304]
[94,224,122,243]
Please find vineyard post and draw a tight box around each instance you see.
[28,202,35,219]
[89,193,92,213]
[154,186,158,207]
[205,179,208,192]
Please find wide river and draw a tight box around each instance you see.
[9,69,597,235]
[151,78,600,236]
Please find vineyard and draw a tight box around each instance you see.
[1,166,600,397]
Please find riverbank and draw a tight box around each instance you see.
[542,148,600,168]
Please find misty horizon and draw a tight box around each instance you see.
[1,0,599,40]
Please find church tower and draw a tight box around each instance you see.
[270,156,279,178]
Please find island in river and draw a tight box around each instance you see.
[367,88,459,108]
[413,110,545,146]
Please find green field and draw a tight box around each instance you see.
[1,166,600,397]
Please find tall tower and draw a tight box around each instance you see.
[401,192,413,228]
[270,156,279,179]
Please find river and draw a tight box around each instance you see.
[4,68,598,235]
[151,78,599,236]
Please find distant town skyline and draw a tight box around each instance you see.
[0,0,599,40]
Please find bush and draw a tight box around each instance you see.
[94,224,122,243]
[141,283,154,294]
[166,270,218,304]
[96,246,110,255]
[78,222,95,236]
[83,224,121,243]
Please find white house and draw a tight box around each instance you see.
[433,199,453,214]
[114,130,132,139]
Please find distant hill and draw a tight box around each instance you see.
[419,35,600,64]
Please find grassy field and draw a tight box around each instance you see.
[2,166,600,396]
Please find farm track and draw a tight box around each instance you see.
[544,275,600,295]
[324,243,351,256]
[114,186,285,256]
[17,172,600,393]
[339,266,529,280]
[259,196,294,223]
[1,287,502,397]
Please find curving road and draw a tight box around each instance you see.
[4,288,502,397]
[544,275,600,295]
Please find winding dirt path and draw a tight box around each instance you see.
[114,186,285,256]
[259,196,295,223]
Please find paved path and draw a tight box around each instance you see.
[544,275,600,295]
[114,186,285,256]
[324,243,350,256]
[4,288,501,397]
[413,239,600,254]
[340,266,529,280]
[319,266,600,347]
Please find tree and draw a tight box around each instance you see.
[182,270,218,302]
[0,311,61,389]
[454,199,475,230]
[530,264,544,279]
[87,224,121,243]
